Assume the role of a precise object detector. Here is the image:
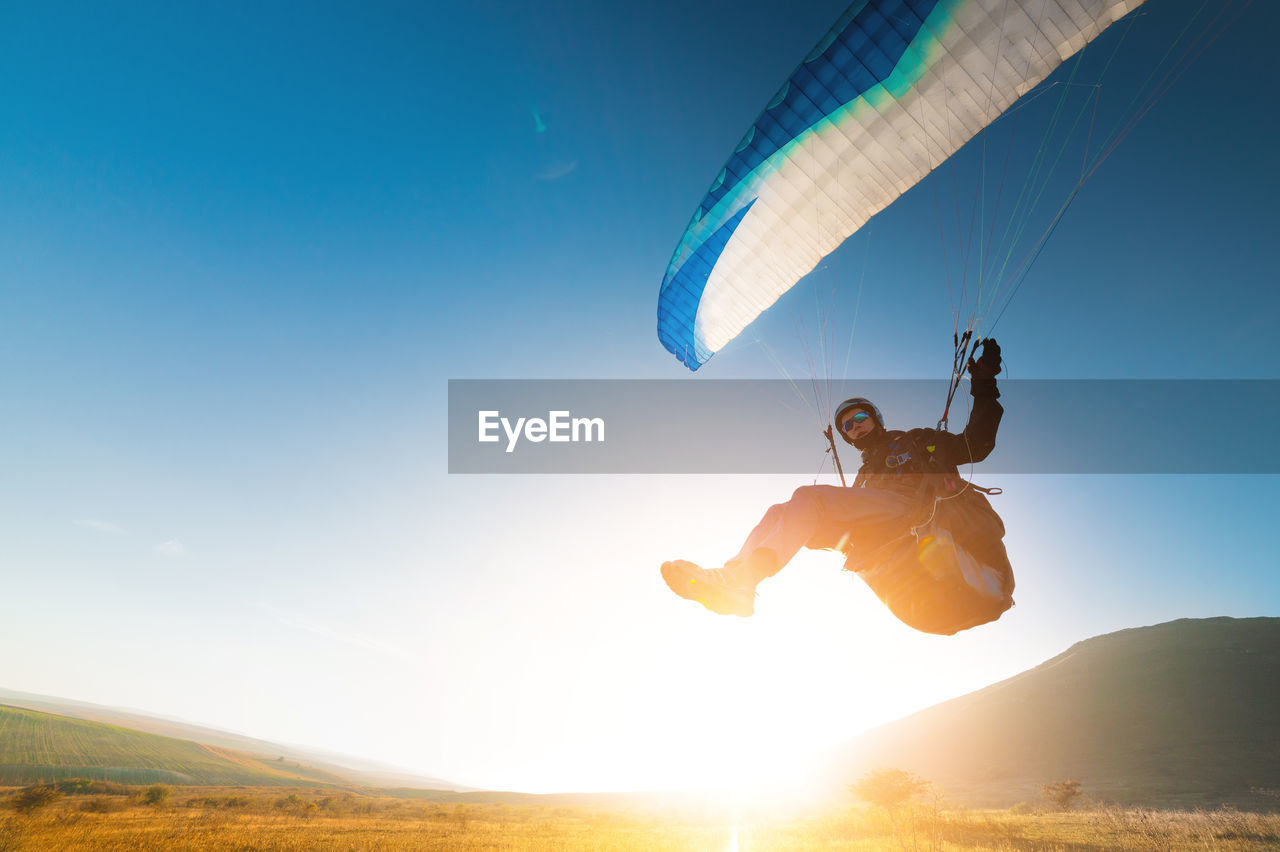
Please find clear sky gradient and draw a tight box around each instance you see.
[2,0,1278,793]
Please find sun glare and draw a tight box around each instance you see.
[600,550,910,802]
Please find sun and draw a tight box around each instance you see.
[611,550,907,799]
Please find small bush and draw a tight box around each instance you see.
[850,768,931,810]
[51,778,128,796]
[274,793,305,811]
[1040,780,1084,811]
[80,797,126,814]
[1009,801,1035,815]
[12,785,62,814]
[141,784,171,807]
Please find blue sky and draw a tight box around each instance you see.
[2,0,1278,793]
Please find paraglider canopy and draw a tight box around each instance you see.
[657,0,1143,371]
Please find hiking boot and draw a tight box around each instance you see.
[661,560,756,617]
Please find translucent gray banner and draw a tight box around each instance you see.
[447,380,1279,474]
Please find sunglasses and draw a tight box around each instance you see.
[839,411,872,431]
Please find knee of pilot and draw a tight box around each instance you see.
[789,485,820,507]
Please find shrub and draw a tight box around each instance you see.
[1009,801,1035,815]
[850,768,931,810]
[56,779,130,796]
[81,797,126,814]
[274,793,305,811]
[13,785,62,814]
[141,784,171,807]
[1040,780,1083,811]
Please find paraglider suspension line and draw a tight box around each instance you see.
[823,425,847,488]
[938,330,976,431]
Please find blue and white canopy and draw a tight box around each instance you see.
[657,0,1141,370]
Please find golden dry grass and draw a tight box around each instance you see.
[1,786,1278,851]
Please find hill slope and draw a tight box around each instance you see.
[0,688,470,791]
[828,616,1280,810]
[0,705,353,786]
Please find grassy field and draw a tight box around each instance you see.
[0,706,347,787]
[2,784,1278,851]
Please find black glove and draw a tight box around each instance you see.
[967,338,1001,399]
[967,338,1001,378]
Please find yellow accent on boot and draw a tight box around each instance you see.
[661,560,756,617]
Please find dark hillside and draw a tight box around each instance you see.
[829,617,1280,809]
